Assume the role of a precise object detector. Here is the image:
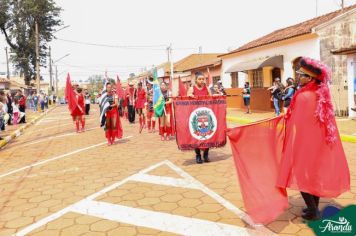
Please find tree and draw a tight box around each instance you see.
[0,0,62,85]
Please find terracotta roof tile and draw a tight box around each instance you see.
[223,4,356,55]
[174,53,221,72]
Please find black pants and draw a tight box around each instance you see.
[128,105,135,123]
[301,192,320,213]
[19,105,26,123]
[195,148,209,157]
[85,104,90,115]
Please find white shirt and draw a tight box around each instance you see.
[12,103,20,113]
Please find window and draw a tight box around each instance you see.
[252,69,263,88]
[230,72,238,88]
[213,76,220,85]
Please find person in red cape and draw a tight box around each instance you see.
[135,82,146,132]
[103,83,123,145]
[187,71,212,164]
[65,75,86,133]
[158,82,173,141]
[276,57,350,220]
[146,81,156,133]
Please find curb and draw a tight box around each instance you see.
[0,106,57,149]
[226,116,356,143]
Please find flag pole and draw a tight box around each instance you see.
[169,43,174,88]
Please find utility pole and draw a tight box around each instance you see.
[168,44,174,81]
[5,47,10,80]
[55,65,58,96]
[341,0,344,9]
[315,0,318,17]
[35,20,40,94]
[49,46,53,95]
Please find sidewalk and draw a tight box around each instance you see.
[227,108,356,142]
[0,107,56,148]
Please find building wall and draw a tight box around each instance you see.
[347,54,356,118]
[220,35,320,89]
[316,10,356,117]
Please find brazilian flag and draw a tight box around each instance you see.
[153,68,165,117]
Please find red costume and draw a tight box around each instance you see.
[135,88,146,109]
[158,89,174,140]
[65,74,85,132]
[71,94,85,117]
[227,57,350,223]
[105,92,123,145]
[135,87,146,131]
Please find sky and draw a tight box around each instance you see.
[0,0,355,85]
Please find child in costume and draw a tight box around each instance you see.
[188,72,212,164]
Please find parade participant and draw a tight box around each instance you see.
[84,89,91,115]
[146,81,156,133]
[158,82,173,141]
[100,82,123,145]
[127,82,135,123]
[72,86,86,132]
[135,82,147,132]
[122,87,128,120]
[277,57,350,220]
[188,72,212,163]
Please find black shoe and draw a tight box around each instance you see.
[302,207,309,213]
[196,155,203,164]
[203,155,210,162]
[302,210,321,221]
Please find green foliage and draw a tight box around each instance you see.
[87,74,104,93]
[0,0,62,85]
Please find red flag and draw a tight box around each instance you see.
[207,68,213,88]
[116,75,124,99]
[226,116,288,224]
[64,73,78,114]
[178,77,187,97]
[173,96,227,150]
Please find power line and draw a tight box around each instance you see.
[56,38,200,52]
[56,38,168,50]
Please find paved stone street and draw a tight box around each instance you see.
[0,105,355,236]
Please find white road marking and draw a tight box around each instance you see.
[15,160,273,236]
[23,127,100,147]
[7,167,80,180]
[29,118,97,132]
[71,200,252,236]
[129,173,199,189]
[0,136,133,180]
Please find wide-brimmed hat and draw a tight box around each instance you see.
[296,57,329,83]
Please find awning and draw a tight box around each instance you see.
[226,55,284,73]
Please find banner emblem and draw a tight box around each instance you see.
[189,107,217,140]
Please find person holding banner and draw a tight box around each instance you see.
[188,71,212,164]
[158,82,173,141]
[135,82,147,132]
